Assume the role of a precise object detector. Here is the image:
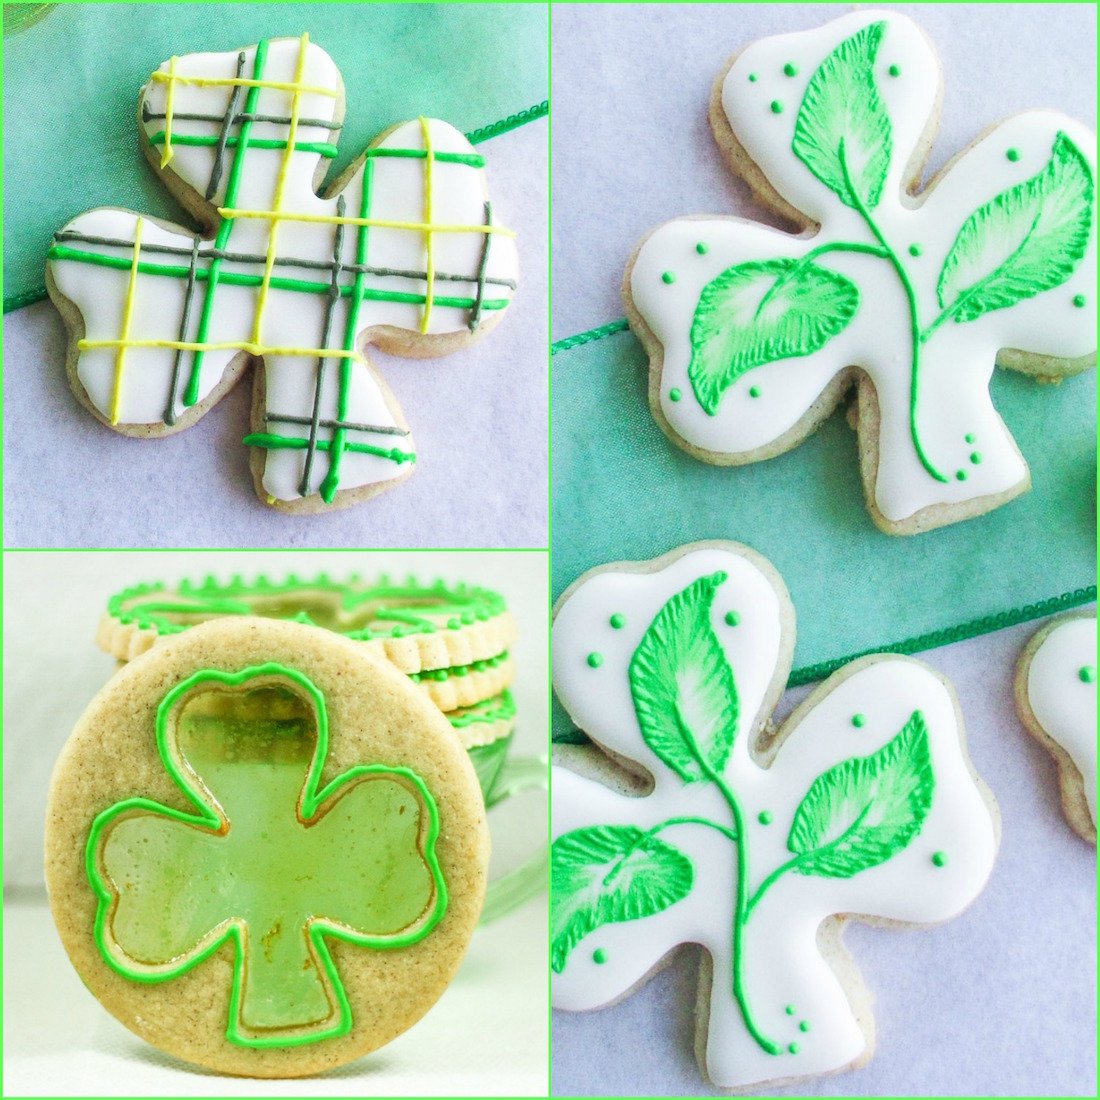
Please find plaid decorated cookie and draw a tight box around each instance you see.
[46,34,518,513]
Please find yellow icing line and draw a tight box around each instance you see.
[80,338,367,362]
[251,33,308,346]
[110,217,145,424]
[419,115,435,334]
[160,56,178,168]
[148,70,338,98]
[217,209,514,235]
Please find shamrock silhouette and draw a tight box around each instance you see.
[627,10,1096,533]
[86,663,446,1047]
[48,34,517,510]
[551,543,998,1088]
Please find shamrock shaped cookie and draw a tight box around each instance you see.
[551,542,999,1088]
[1015,611,1097,844]
[626,10,1096,534]
[46,617,488,1076]
[47,34,517,512]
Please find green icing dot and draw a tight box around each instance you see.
[888,63,901,77]
[748,72,758,82]
[724,610,740,626]
[1006,148,1020,162]
[1073,294,1087,308]
[956,469,968,481]
[783,62,798,77]
[770,100,784,114]
[965,433,976,444]
[749,385,761,398]
[970,451,982,465]
[609,613,625,630]
[788,1042,800,1055]
[1079,665,1096,684]
[932,851,948,868]
[696,241,709,255]
[785,1004,796,1016]
[593,948,607,964]
[669,388,682,402]
[800,1020,811,1033]
[908,243,922,257]
[661,271,676,285]
[851,713,866,728]
[758,810,773,825]
[586,652,603,669]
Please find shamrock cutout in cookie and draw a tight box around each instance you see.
[87,663,446,1046]
[551,542,999,1088]
[47,34,517,512]
[627,11,1096,534]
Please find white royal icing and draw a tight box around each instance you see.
[630,11,1096,528]
[1025,613,1097,829]
[552,544,998,1088]
[49,36,518,504]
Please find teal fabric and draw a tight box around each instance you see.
[2,2,547,303]
[552,328,1097,735]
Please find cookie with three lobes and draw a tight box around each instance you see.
[1015,611,1097,844]
[46,617,489,1076]
[97,571,517,712]
[46,34,518,513]
[551,542,999,1089]
[626,10,1097,535]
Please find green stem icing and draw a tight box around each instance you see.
[838,139,949,484]
[753,240,889,319]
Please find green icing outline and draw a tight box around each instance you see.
[84,662,448,1049]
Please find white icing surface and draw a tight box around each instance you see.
[630,10,1097,525]
[49,37,517,503]
[551,545,998,1089]
[1026,614,1098,827]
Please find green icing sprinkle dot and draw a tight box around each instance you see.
[1073,294,1087,308]
[783,62,798,77]
[932,851,948,868]
[593,948,607,964]
[661,271,676,285]
[696,241,709,255]
[851,713,866,728]
[770,100,784,114]
[965,433,976,444]
[1006,148,1020,162]
[1078,665,1096,684]
[800,1020,811,1033]
[970,452,982,465]
[788,1042,800,1055]
[785,1004,796,1016]
[908,243,922,257]
[748,72,758,82]
[888,63,901,77]
[758,810,773,825]
[669,388,682,402]
[749,385,761,398]
[724,610,740,626]
[586,652,603,669]
[956,469,968,482]
[609,613,625,630]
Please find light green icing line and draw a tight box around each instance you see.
[84,663,447,1048]
[147,131,339,158]
[446,690,516,729]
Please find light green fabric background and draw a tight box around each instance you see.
[551,329,1096,736]
[2,2,548,304]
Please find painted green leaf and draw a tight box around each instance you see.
[550,824,693,974]
[628,572,738,780]
[687,259,860,415]
[786,710,935,877]
[792,20,892,210]
[937,131,1095,323]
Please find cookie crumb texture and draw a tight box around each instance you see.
[45,618,489,1076]
[46,35,518,512]
[627,10,1096,536]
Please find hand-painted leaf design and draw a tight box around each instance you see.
[550,824,693,974]
[786,710,935,877]
[936,132,1094,323]
[628,572,738,780]
[687,259,860,415]
[792,20,892,210]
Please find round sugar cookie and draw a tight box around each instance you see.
[46,617,489,1077]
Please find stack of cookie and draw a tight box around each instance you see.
[95,572,519,799]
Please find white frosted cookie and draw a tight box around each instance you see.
[1015,611,1097,843]
[551,541,999,1090]
[625,10,1096,535]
